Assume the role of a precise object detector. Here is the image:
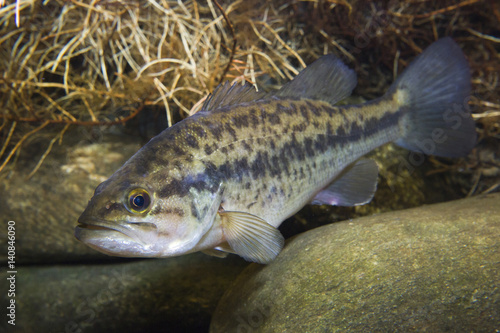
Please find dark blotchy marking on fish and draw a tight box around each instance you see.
[218,161,232,177]
[169,207,186,217]
[225,122,237,140]
[152,206,185,217]
[97,202,122,216]
[270,155,281,177]
[242,140,252,152]
[151,205,162,215]
[159,178,189,198]
[185,133,199,149]
[173,160,183,170]
[292,123,307,132]
[201,161,220,180]
[307,101,322,116]
[323,105,337,118]
[364,111,401,135]
[249,110,260,127]
[336,125,347,137]
[190,179,208,193]
[250,151,267,179]
[270,186,278,195]
[300,105,310,122]
[233,158,250,180]
[299,167,305,179]
[190,202,199,219]
[313,135,327,153]
[246,202,256,209]
[208,122,223,141]
[197,126,207,138]
[268,110,281,125]
[326,122,333,136]
[291,134,306,161]
[304,137,314,157]
[172,144,185,156]
[204,144,214,155]
[233,114,249,129]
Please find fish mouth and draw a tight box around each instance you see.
[75,217,160,257]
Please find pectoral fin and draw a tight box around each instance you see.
[312,159,379,206]
[219,211,284,264]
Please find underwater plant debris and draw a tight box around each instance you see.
[0,0,498,196]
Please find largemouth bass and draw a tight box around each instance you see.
[75,38,476,263]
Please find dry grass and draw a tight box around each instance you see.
[0,0,499,193]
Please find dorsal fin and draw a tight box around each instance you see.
[201,81,268,112]
[274,54,357,105]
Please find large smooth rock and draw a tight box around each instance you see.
[0,134,142,263]
[0,253,247,333]
[211,193,500,332]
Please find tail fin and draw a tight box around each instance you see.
[388,37,476,158]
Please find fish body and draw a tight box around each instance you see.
[76,38,476,263]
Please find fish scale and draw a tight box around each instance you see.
[194,97,402,227]
[76,38,476,264]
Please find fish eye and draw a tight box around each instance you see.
[126,188,151,214]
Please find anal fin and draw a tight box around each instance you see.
[312,159,378,206]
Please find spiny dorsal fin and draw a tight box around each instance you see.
[274,54,357,105]
[201,81,267,112]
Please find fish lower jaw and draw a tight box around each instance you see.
[74,225,162,257]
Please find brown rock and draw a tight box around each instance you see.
[211,193,500,332]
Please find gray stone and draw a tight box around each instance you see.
[211,193,500,333]
[0,134,142,263]
[1,253,247,333]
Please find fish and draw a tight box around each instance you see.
[75,37,476,264]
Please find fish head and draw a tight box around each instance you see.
[75,156,222,258]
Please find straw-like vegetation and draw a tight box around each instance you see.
[0,0,499,193]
